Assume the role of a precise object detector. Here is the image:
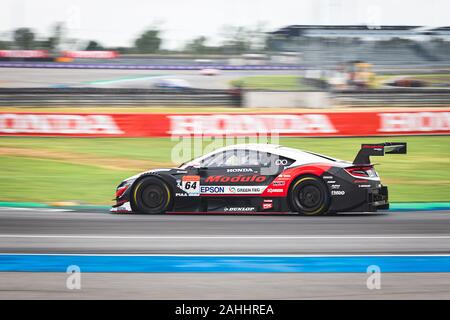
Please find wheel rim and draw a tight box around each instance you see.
[291,179,327,214]
[298,185,322,209]
[141,185,165,209]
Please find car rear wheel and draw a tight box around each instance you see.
[131,176,172,214]
[289,176,330,215]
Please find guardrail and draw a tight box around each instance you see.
[1,87,450,107]
[332,89,450,107]
[0,88,239,106]
[0,62,303,71]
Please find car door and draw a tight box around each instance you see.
[199,149,283,196]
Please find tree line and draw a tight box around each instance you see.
[0,23,268,54]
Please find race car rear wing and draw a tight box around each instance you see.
[353,142,407,165]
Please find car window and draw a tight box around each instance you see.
[199,152,224,167]
[199,151,240,167]
[200,150,258,167]
[198,149,295,168]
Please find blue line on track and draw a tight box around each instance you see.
[1,255,450,273]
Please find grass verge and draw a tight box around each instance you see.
[230,75,311,90]
[0,136,449,204]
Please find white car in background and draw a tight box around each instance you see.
[152,78,192,90]
[199,68,220,76]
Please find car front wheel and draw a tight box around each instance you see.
[131,176,173,214]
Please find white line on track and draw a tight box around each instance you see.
[1,235,450,240]
[0,253,449,257]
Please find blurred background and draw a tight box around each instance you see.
[0,0,449,207]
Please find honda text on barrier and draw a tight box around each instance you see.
[111,143,407,215]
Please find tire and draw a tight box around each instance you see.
[130,176,173,214]
[289,175,330,215]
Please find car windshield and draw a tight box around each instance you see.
[180,148,275,168]
[178,157,197,168]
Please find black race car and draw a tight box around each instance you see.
[111,142,407,215]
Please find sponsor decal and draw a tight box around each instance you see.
[330,184,341,189]
[266,188,284,193]
[63,50,118,59]
[358,184,372,188]
[201,186,266,194]
[275,159,288,165]
[205,175,266,183]
[331,190,346,196]
[262,199,273,210]
[233,186,265,193]
[379,112,450,132]
[226,168,254,173]
[322,176,333,179]
[278,174,291,178]
[272,181,285,186]
[224,207,256,212]
[182,175,200,182]
[326,180,336,184]
[200,186,225,194]
[274,176,291,182]
[0,50,49,58]
[168,114,337,135]
[180,175,200,195]
[0,114,123,135]
[3,110,449,138]
[175,192,188,197]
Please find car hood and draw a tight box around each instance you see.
[123,168,187,183]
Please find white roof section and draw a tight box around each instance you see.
[190,143,348,167]
[214,143,282,154]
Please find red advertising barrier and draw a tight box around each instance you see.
[0,50,49,58]
[62,51,119,59]
[0,110,449,137]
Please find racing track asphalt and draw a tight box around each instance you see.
[0,68,300,89]
[0,208,449,254]
[1,208,450,299]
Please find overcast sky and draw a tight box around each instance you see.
[1,0,449,49]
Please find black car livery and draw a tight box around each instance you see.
[111,142,406,215]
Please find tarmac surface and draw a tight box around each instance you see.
[0,209,449,254]
[0,68,300,89]
[1,208,449,299]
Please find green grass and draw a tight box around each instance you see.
[0,136,449,204]
[230,75,310,91]
[0,156,135,204]
[0,137,174,162]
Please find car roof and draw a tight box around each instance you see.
[205,143,343,164]
[215,143,283,154]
